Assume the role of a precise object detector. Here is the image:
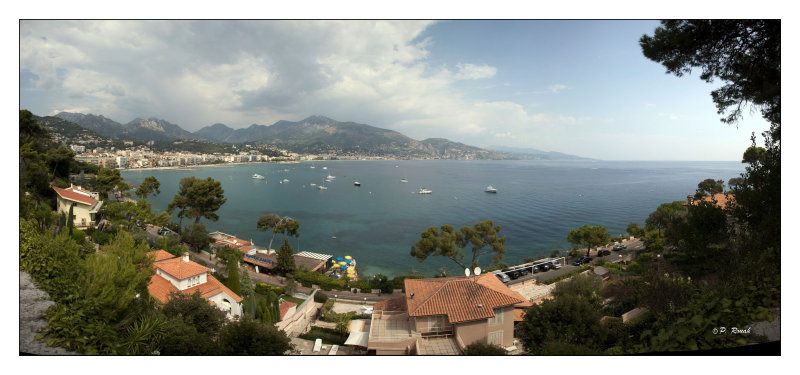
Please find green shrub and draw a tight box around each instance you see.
[294,270,347,291]
[299,326,345,345]
[462,342,507,355]
[255,282,285,296]
[314,291,329,303]
[543,265,590,285]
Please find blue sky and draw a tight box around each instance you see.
[19,20,771,160]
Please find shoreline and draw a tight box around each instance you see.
[121,160,300,172]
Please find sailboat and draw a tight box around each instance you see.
[252,173,265,180]
[317,178,327,190]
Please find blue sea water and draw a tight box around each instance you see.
[122,160,743,277]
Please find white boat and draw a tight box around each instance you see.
[310,183,317,186]
[252,174,265,179]
[485,185,497,193]
[400,178,408,183]
[323,166,327,170]
[354,181,361,186]
[282,179,290,183]
[317,179,327,190]
[310,165,315,169]
[418,188,432,194]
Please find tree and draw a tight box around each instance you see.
[158,318,217,355]
[462,342,507,355]
[66,203,74,236]
[410,219,507,270]
[640,20,780,132]
[257,214,300,251]
[626,222,645,238]
[517,294,612,354]
[216,318,292,355]
[275,238,296,276]
[181,223,212,252]
[45,146,75,180]
[694,178,724,199]
[645,201,687,237]
[168,176,227,225]
[240,267,256,319]
[161,291,227,336]
[135,176,161,200]
[94,168,130,194]
[566,225,610,257]
[551,274,603,307]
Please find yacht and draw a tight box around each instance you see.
[282,179,290,183]
[418,188,432,194]
[354,181,361,186]
[400,178,408,183]
[323,166,327,170]
[252,174,265,180]
[317,179,327,190]
[485,186,498,193]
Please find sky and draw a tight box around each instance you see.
[19,19,774,161]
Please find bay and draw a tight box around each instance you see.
[122,160,743,277]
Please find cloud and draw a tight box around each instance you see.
[658,113,680,120]
[454,63,497,80]
[19,20,587,152]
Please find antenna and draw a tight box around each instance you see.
[464,268,471,277]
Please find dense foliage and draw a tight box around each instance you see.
[410,219,507,269]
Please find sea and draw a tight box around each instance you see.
[122,160,744,277]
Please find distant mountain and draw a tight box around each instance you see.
[193,115,506,159]
[124,117,195,141]
[193,123,236,142]
[54,112,127,139]
[489,145,592,161]
[55,112,197,143]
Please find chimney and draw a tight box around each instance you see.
[410,293,415,300]
[477,304,483,309]
[182,252,189,262]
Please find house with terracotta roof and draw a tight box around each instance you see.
[365,273,531,355]
[52,184,103,228]
[147,251,243,319]
[684,193,735,209]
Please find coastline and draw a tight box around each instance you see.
[121,160,300,172]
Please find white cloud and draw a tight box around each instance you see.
[548,84,567,94]
[454,63,497,80]
[658,113,680,120]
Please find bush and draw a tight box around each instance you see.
[299,326,346,345]
[314,291,329,303]
[463,342,507,355]
[294,270,347,291]
[543,265,590,285]
[255,282,284,296]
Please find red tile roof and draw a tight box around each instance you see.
[147,273,179,304]
[693,193,735,209]
[154,256,210,279]
[184,274,243,303]
[404,274,527,324]
[514,308,526,322]
[53,185,98,205]
[279,300,298,320]
[147,250,176,263]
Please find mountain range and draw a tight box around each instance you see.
[51,112,585,160]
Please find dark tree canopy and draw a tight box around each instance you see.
[410,219,507,270]
[168,176,227,224]
[640,20,781,133]
[95,168,130,194]
[135,176,161,200]
[275,238,296,276]
[216,318,292,355]
[566,225,610,257]
[181,223,212,252]
[694,178,724,199]
[256,214,300,250]
[626,222,645,238]
[462,342,507,356]
[161,291,226,336]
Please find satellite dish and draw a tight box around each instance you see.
[464,268,471,277]
[474,267,482,276]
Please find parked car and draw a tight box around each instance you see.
[598,249,611,257]
[581,256,594,264]
[494,272,511,283]
[158,227,177,237]
[549,260,562,269]
[572,259,583,266]
[537,263,551,272]
[613,244,627,251]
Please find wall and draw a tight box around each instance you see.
[207,291,243,319]
[487,307,514,347]
[454,319,487,347]
[56,197,93,228]
[275,290,319,334]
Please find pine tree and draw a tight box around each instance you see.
[240,268,255,319]
[227,258,241,296]
[67,203,74,236]
[276,238,296,276]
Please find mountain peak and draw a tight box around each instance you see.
[301,115,336,124]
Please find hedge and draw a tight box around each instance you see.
[543,265,590,285]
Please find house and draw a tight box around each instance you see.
[364,273,531,355]
[52,184,103,228]
[278,300,298,321]
[147,250,243,319]
[684,193,735,209]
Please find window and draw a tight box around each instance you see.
[428,316,445,332]
[488,331,503,346]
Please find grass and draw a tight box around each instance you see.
[281,295,307,305]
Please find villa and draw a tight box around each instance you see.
[52,184,103,228]
[362,273,531,355]
[147,250,243,319]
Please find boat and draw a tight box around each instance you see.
[310,183,316,186]
[327,173,335,179]
[317,179,327,190]
[323,166,327,170]
[400,178,408,183]
[282,179,290,183]
[418,188,432,194]
[354,181,361,186]
[252,174,265,179]
[310,165,315,169]
[485,185,497,193]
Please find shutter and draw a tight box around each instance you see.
[488,331,503,346]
